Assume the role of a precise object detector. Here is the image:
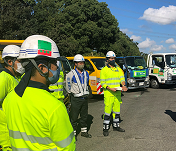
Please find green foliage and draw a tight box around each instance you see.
[0,0,37,39]
[83,51,105,57]
[140,51,148,62]
[0,0,141,57]
[112,31,141,57]
[49,0,120,56]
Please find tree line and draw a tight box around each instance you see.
[0,0,141,57]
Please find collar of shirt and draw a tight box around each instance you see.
[107,64,117,68]
[75,67,84,75]
[107,64,119,72]
[4,68,16,78]
[28,80,51,92]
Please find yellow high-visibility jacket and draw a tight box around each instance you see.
[100,65,125,96]
[3,80,76,151]
[0,69,19,106]
[0,69,19,150]
[49,71,65,100]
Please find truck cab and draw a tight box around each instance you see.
[116,56,149,89]
[147,53,176,88]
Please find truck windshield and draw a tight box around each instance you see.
[91,58,107,70]
[91,58,119,70]
[165,55,176,68]
[58,57,72,75]
[125,57,147,69]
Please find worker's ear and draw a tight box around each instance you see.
[7,59,13,66]
[38,64,48,73]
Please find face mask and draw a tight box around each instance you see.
[48,68,60,84]
[109,60,115,66]
[77,64,84,70]
[16,63,25,75]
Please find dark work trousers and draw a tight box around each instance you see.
[70,94,88,131]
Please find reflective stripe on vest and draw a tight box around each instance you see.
[72,70,89,97]
[9,130,74,148]
[54,131,74,148]
[101,82,120,87]
[49,88,63,92]
[57,82,63,85]
[9,130,53,144]
[50,82,63,87]
[11,146,58,151]
[101,77,120,81]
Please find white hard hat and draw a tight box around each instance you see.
[18,35,60,59]
[2,45,20,59]
[73,54,85,62]
[106,51,116,58]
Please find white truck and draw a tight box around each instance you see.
[147,53,176,88]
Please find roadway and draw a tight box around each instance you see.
[76,86,176,151]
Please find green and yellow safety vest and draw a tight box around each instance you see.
[0,70,19,106]
[0,69,19,150]
[3,81,76,151]
[49,71,65,100]
[100,65,125,96]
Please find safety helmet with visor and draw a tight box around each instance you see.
[73,54,85,70]
[18,35,59,59]
[2,45,20,59]
[2,45,25,75]
[15,35,61,97]
[106,51,116,66]
[21,35,60,83]
[106,51,116,58]
[73,54,85,62]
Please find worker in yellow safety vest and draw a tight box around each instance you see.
[100,51,128,137]
[0,45,24,151]
[2,35,76,150]
[49,67,65,101]
[49,68,71,113]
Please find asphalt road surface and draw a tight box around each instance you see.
[75,86,176,151]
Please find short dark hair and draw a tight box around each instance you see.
[4,57,16,67]
[31,67,37,77]
[30,62,48,77]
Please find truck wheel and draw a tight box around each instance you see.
[150,79,159,89]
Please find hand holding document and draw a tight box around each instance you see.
[115,87,128,92]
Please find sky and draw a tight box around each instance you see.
[97,0,176,54]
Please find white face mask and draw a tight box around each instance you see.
[77,64,84,70]
[16,63,25,75]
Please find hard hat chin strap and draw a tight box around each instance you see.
[29,59,50,84]
[4,58,17,74]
